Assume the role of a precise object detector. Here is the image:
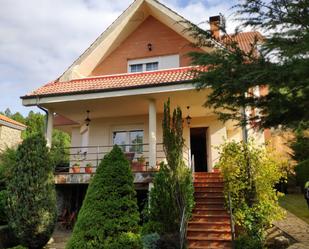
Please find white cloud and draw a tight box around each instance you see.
[0,0,242,115]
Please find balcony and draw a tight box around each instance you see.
[54,143,191,185]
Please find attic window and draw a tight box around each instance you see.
[130,64,143,73]
[146,62,158,71]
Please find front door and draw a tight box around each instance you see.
[190,127,208,172]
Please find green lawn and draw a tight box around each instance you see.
[279,193,309,224]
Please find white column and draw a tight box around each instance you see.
[46,110,53,148]
[148,99,157,168]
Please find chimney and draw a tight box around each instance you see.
[209,15,221,40]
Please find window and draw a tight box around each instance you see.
[128,54,179,73]
[113,130,144,153]
[130,64,143,73]
[146,62,158,71]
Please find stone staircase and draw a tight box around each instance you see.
[187,172,232,249]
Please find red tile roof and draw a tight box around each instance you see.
[23,66,201,98]
[0,114,26,128]
[22,32,262,99]
[222,31,264,54]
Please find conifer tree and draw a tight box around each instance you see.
[187,0,309,130]
[66,145,141,249]
[6,133,57,249]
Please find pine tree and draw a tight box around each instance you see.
[66,145,141,249]
[187,0,309,130]
[6,133,57,249]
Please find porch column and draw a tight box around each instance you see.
[148,99,157,168]
[46,110,53,148]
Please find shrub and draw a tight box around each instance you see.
[218,140,287,239]
[235,234,264,249]
[295,159,309,191]
[142,233,160,249]
[6,133,57,249]
[0,190,7,225]
[103,232,142,249]
[146,99,194,248]
[0,148,17,186]
[66,145,141,249]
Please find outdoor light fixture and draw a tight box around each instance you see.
[85,110,91,126]
[185,106,192,126]
[147,43,152,51]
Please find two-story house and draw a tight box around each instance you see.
[21,0,266,238]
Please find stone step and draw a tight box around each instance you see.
[194,174,222,179]
[194,202,225,208]
[194,182,224,187]
[187,236,232,247]
[188,239,232,249]
[194,186,224,193]
[190,214,230,223]
[193,209,229,216]
[194,177,224,183]
[188,221,231,230]
[194,192,224,198]
[187,228,231,238]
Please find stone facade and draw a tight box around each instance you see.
[0,125,23,152]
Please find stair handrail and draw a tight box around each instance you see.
[179,206,187,249]
[227,185,236,249]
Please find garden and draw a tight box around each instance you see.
[0,99,304,249]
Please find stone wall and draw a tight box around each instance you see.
[0,125,22,153]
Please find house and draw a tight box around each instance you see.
[0,114,26,153]
[21,0,266,244]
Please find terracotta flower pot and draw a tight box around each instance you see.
[131,162,145,172]
[72,166,80,173]
[85,167,92,174]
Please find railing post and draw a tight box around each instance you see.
[96,146,99,168]
[228,190,236,249]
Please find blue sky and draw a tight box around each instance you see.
[0,0,238,116]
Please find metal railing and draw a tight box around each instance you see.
[55,143,192,174]
[55,143,161,173]
[179,206,187,249]
[227,187,236,248]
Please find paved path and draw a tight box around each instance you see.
[45,228,71,249]
[273,210,309,249]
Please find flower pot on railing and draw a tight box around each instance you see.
[131,156,146,172]
[85,163,93,174]
[72,163,80,173]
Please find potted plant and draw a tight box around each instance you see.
[213,164,220,173]
[85,163,93,174]
[72,163,80,173]
[132,155,146,172]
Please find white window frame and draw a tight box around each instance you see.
[128,54,179,73]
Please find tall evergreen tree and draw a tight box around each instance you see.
[187,0,309,130]
[6,134,57,249]
[66,145,141,249]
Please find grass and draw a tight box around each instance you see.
[279,193,309,224]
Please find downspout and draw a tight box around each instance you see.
[38,105,49,136]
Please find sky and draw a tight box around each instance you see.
[0,0,239,116]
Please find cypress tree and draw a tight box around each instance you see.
[66,145,141,249]
[6,133,57,249]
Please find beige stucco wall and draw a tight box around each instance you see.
[70,113,231,171]
[0,125,23,152]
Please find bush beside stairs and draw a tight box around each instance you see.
[187,172,232,249]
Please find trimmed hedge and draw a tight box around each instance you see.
[66,145,141,248]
